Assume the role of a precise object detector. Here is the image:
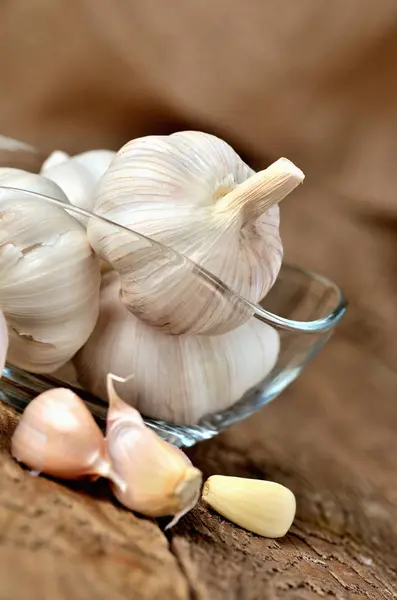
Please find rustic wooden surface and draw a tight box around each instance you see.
[1,177,396,599]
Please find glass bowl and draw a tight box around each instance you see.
[0,182,346,448]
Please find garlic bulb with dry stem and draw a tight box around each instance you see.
[88,131,304,335]
[11,388,122,485]
[106,374,202,524]
[0,309,8,376]
[0,169,101,373]
[74,272,280,425]
[41,149,116,221]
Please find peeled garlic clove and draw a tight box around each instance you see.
[106,374,202,521]
[202,476,296,538]
[11,388,119,483]
[0,168,101,373]
[41,149,116,221]
[0,309,8,375]
[74,272,280,425]
[88,132,304,334]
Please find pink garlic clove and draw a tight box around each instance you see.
[11,387,122,487]
[105,373,202,522]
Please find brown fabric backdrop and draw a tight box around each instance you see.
[1,0,397,212]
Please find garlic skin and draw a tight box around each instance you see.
[0,169,101,373]
[41,149,116,220]
[202,476,296,538]
[11,388,119,483]
[106,374,202,522]
[88,132,304,335]
[0,167,69,205]
[74,272,280,425]
[0,309,8,376]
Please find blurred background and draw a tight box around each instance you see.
[1,1,397,596]
[1,0,396,364]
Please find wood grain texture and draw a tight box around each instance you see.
[1,180,397,599]
[0,406,189,600]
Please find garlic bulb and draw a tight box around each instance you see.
[0,168,101,373]
[0,309,8,376]
[41,149,116,220]
[88,132,304,334]
[11,387,121,484]
[74,272,280,425]
[106,374,202,523]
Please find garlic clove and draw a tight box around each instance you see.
[0,309,8,376]
[11,388,122,486]
[202,475,296,538]
[106,373,144,430]
[106,374,202,520]
[88,132,305,335]
[74,272,280,425]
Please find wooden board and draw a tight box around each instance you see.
[1,179,396,599]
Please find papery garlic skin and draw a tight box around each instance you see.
[11,388,115,482]
[106,374,202,520]
[88,131,304,335]
[74,272,280,425]
[0,309,8,376]
[0,169,101,373]
[202,476,296,538]
[41,149,116,220]
[0,167,69,205]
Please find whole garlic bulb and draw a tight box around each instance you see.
[0,309,8,376]
[41,149,116,221]
[88,131,304,335]
[74,272,280,425]
[0,169,101,373]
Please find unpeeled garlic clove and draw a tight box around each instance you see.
[202,475,296,538]
[11,388,121,485]
[0,309,8,375]
[106,374,202,524]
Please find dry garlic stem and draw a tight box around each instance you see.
[202,476,296,538]
[41,149,116,223]
[0,309,8,376]
[11,388,121,485]
[88,131,304,335]
[106,374,202,524]
[0,168,101,373]
[74,272,280,425]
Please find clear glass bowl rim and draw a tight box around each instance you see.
[0,185,347,334]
